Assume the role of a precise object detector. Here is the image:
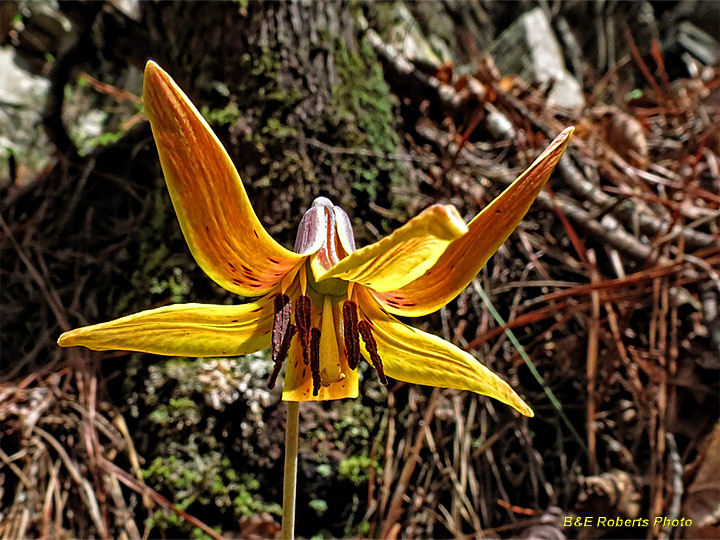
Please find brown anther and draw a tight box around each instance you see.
[342,301,360,369]
[295,295,313,365]
[309,328,321,396]
[358,320,388,385]
[268,294,296,389]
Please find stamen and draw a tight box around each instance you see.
[268,294,296,389]
[310,328,321,396]
[358,320,388,385]
[295,295,313,365]
[342,301,360,370]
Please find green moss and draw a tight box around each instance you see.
[227,32,408,218]
[330,34,406,205]
[334,38,399,152]
[309,498,328,516]
[191,526,223,540]
[261,117,298,139]
[201,102,241,127]
[333,394,378,446]
[136,356,280,537]
[143,449,280,535]
[338,456,381,486]
[148,267,192,303]
[231,47,313,197]
[316,463,332,478]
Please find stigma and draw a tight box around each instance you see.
[293,197,356,271]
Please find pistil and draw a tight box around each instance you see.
[309,328,321,395]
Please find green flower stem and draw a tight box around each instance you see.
[281,401,300,540]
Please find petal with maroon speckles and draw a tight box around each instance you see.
[144,61,303,297]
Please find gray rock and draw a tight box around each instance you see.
[381,3,454,67]
[0,46,51,187]
[486,7,585,109]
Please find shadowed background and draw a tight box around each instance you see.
[1,1,719,539]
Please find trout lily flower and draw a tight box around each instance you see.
[58,61,573,415]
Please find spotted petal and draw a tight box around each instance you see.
[356,288,533,416]
[313,204,468,292]
[144,61,303,297]
[57,297,275,357]
[375,127,573,316]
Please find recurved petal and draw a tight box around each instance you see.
[375,127,574,316]
[57,297,274,357]
[143,61,303,297]
[356,288,533,416]
[313,204,468,292]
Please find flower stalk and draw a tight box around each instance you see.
[282,401,300,540]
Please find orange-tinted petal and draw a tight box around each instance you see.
[143,61,303,297]
[313,204,468,292]
[375,127,573,316]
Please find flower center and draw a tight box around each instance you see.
[306,263,348,298]
[267,293,387,395]
[268,198,387,396]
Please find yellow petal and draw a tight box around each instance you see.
[356,287,533,416]
[143,61,303,297]
[313,204,468,292]
[57,297,274,357]
[375,127,574,316]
